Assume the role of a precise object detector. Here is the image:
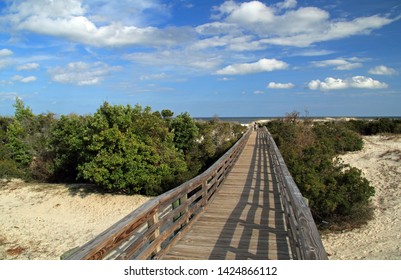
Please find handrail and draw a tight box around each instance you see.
[263,127,328,260]
[65,128,251,260]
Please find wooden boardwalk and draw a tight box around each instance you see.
[162,129,291,260]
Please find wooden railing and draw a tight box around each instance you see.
[65,129,251,260]
[264,127,328,260]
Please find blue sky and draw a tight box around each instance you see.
[1,0,401,117]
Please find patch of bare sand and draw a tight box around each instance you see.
[0,181,149,260]
[322,135,401,260]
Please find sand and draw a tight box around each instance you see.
[0,182,149,260]
[1,135,400,260]
[322,135,401,260]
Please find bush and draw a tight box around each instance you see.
[265,117,374,228]
[77,102,188,195]
[1,100,246,197]
[49,114,91,182]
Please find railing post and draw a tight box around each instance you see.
[148,210,161,256]
[201,181,207,207]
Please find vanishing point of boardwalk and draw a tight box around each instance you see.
[162,130,291,260]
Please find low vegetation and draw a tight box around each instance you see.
[0,99,245,196]
[264,112,401,229]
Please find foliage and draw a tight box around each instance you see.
[266,115,375,227]
[6,99,35,167]
[0,116,25,179]
[49,114,91,182]
[1,100,245,196]
[171,112,199,154]
[346,118,401,135]
[313,122,363,154]
[195,119,245,171]
[4,99,55,180]
[77,102,188,195]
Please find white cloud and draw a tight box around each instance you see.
[216,58,288,75]
[0,48,13,57]
[254,90,264,94]
[17,63,40,71]
[312,58,363,70]
[210,1,396,48]
[12,75,37,83]
[49,61,121,86]
[192,34,266,51]
[0,49,13,69]
[368,65,398,76]
[226,1,275,25]
[309,76,388,91]
[267,82,294,89]
[5,0,192,48]
[291,49,335,57]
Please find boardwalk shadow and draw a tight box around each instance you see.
[209,130,291,260]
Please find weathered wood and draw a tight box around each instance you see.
[162,130,292,260]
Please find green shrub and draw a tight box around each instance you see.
[77,102,188,195]
[266,117,374,228]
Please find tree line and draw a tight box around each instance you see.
[265,113,401,229]
[0,99,245,195]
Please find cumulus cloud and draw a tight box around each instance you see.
[308,76,388,91]
[368,65,398,76]
[49,61,121,86]
[4,0,192,48]
[216,58,288,75]
[267,82,294,89]
[12,75,37,83]
[0,48,13,57]
[17,63,40,71]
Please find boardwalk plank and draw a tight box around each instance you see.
[162,130,291,260]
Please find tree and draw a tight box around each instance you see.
[161,109,174,119]
[171,112,199,154]
[6,98,35,167]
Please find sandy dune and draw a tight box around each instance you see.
[322,135,401,259]
[0,182,149,260]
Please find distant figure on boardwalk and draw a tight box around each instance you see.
[253,123,257,131]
